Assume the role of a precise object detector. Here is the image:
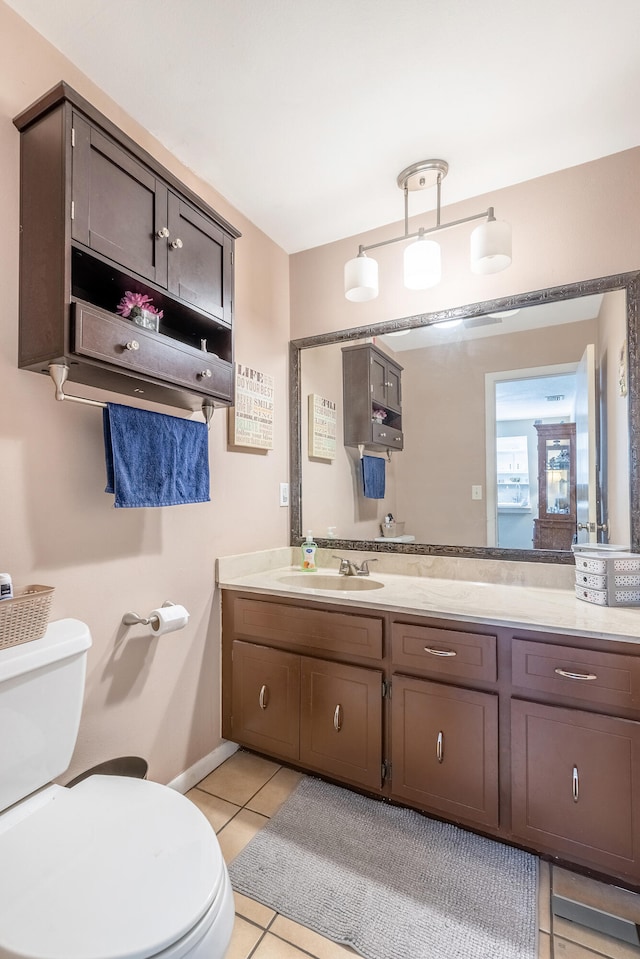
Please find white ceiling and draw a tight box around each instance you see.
[6,0,640,253]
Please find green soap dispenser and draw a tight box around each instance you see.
[301,531,318,571]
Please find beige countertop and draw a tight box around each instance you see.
[216,547,640,645]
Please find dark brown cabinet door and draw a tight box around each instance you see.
[385,362,402,412]
[391,675,499,827]
[511,699,640,880]
[167,193,233,325]
[231,641,300,761]
[300,658,383,791]
[72,115,168,286]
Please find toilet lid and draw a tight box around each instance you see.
[0,776,226,959]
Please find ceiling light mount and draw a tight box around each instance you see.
[344,158,512,302]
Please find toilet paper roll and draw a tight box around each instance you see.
[150,604,189,635]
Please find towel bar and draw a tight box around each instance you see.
[48,364,215,425]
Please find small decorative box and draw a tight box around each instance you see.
[573,547,640,606]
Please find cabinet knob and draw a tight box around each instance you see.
[156,227,170,238]
[125,340,140,351]
[394,436,401,442]
[199,369,212,379]
[379,431,386,437]
[333,704,343,732]
[170,238,184,250]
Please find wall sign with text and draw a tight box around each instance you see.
[308,393,337,460]
[228,363,274,450]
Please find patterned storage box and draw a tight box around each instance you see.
[573,551,640,606]
[0,586,55,649]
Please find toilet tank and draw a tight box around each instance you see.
[0,619,92,812]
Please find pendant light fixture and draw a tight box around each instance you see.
[344,159,512,302]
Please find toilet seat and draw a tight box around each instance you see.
[0,775,227,959]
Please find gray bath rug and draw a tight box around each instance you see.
[229,776,538,959]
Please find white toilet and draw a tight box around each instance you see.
[0,619,235,959]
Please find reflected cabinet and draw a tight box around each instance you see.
[533,422,576,550]
[342,344,404,452]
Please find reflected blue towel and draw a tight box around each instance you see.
[362,454,386,499]
[103,403,210,508]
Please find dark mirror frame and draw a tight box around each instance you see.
[290,271,640,564]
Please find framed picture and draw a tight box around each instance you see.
[308,393,337,460]
[228,363,274,450]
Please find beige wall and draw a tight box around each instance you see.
[0,2,290,784]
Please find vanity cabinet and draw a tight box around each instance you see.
[342,344,403,452]
[391,676,499,826]
[511,699,640,877]
[533,423,577,549]
[390,620,499,828]
[14,82,239,412]
[222,587,640,886]
[222,593,385,791]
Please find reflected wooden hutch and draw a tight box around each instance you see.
[533,423,576,550]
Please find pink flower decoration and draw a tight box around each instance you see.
[116,291,163,320]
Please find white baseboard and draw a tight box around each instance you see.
[168,740,239,794]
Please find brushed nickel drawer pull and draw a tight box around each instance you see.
[125,340,140,351]
[424,647,457,657]
[333,704,343,732]
[572,765,579,802]
[259,684,268,710]
[436,731,444,763]
[554,668,598,681]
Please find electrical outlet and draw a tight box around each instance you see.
[279,482,290,507]
[471,485,483,500]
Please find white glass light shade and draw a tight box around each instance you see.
[403,238,441,290]
[470,219,512,275]
[344,255,379,301]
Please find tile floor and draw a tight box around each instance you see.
[186,749,640,959]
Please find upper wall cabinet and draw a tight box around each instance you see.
[14,82,240,412]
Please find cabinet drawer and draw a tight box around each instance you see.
[232,596,383,660]
[512,639,640,710]
[391,622,497,682]
[372,423,403,449]
[73,301,232,399]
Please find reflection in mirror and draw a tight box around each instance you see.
[290,273,639,562]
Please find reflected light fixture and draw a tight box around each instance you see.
[344,159,512,302]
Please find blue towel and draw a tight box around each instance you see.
[362,454,386,499]
[103,403,210,508]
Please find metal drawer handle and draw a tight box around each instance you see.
[333,704,343,732]
[170,237,183,249]
[125,340,140,351]
[156,227,170,238]
[378,431,386,437]
[436,731,444,763]
[424,647,457,657]
[554,668,598,681]
[259,684,268,710]
[199,369,212,378]
[572,765,579,802]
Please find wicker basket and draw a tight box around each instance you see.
[0,586,55,650]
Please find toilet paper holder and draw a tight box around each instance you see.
[122,601,176,628]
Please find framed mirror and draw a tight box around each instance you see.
[289,271,639,563]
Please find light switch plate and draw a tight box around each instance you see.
[472,485,483,500]
[279,482,290,507]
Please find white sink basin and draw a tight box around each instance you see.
[278,573,384,591]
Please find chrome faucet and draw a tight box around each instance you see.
[333,556,378,577]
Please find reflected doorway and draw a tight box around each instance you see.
[485,365,580,549]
